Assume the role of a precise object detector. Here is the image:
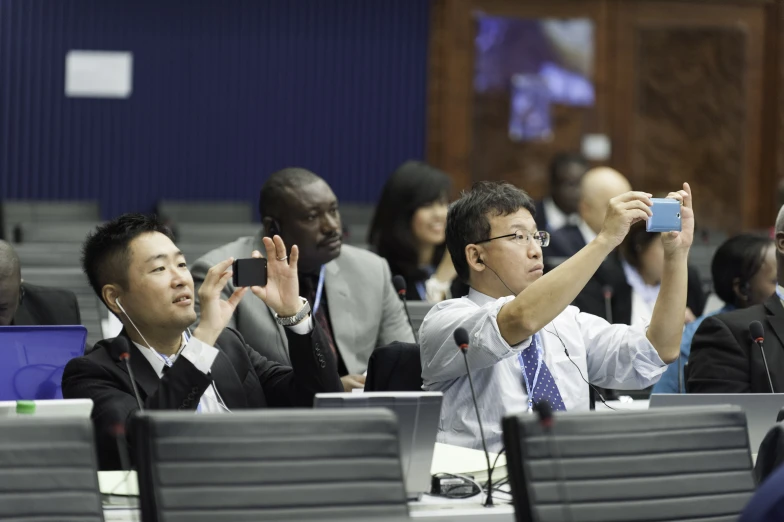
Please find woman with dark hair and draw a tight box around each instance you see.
[369,161,455,302]
[619,220,705,328]
[653,233,776,393]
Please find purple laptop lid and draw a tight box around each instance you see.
[0,325,87,400]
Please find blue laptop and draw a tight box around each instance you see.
[0,326,87,400]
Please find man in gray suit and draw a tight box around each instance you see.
[191,168,415,391]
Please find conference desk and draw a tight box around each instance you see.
[100,442,516,522]
[103,501,515,522]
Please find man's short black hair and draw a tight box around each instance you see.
[258,167,323,219]
[446,181,536,283]
[82,213,174,306]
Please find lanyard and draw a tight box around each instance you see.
[415,281,427,301]
[314,265,326,314]
[518,333,543,413]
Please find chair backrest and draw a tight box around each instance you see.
[21,267,103,347]
[132,408,408,522]
[364,342,423,392]
[173,222,260,244]
[0,416,104,521]
[12,221,102,244]
[754,422,784,484]
[14,242,83,267]
[503,406,755,522]
[339,204,375,227]
[157,200,253,223]
[1,200,100,239]
[407,301,434,337]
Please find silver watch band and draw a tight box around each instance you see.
[274,297,311,326]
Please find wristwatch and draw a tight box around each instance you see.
[274,297,311,326]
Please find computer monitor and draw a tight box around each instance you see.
[0,325,87,400]
[314,391,443,500]
[649,393,784,452]
[0,398,93,418]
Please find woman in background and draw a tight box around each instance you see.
[653,234,776,393]
[369,161,455,303]
[619,220,706,328]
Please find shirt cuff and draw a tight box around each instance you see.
[286,315,314,335]
[180,336,220,375]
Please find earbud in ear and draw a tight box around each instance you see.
[477,258,484,265]
[115,297,127,316]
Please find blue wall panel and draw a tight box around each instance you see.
[0,0,429,218]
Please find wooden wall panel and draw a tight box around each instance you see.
[469,1,608,200]
[429,0,778,232]
[612,2,766,232]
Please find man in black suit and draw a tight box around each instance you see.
[0,240,81,327]
[687,209,784,393]
[545,167,632,261]
[533,153,587,234]
[62,214,342,470]
[547,170,704,324]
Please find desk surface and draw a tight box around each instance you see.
[100,442,515,522]
[104,501,515,522]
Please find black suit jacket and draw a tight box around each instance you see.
[364,342,422,392]
[534,200,549,234]
[13,283,80,326]
[688,295,784,393]
[62,325,342,470]
[572,253,706,324]
[544,224,586,263]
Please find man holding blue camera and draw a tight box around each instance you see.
[420,180,693,451]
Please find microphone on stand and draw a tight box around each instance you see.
[393,275,417,340]
[750,321,775,393]
[454,327,494,507]
[109,410,133,472]
[119,351,145,412]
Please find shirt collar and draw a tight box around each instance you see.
[576,219,597,245]
[467,287,512,306]
[542,197,567,231]
[132,332,188,379]
[622,260,660,305]
[542,197,580,231]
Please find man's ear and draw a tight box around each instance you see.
[776,231,784,256]
[103,285,122,316]
[465,244,486,273]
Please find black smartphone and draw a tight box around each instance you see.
[232,258,267,287]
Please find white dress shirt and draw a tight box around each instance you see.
[576,219,597,246]
[419,289,667,452]
[622,261,660,329]
[133,333,226,414]
[133,317,314,414]
[542,197,580,232]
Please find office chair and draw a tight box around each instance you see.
[364,342,423,392]
[132,408,408,522]
[0,416,104,521]
[503,406,755,522]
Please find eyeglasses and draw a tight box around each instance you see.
[475,230,550,247]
